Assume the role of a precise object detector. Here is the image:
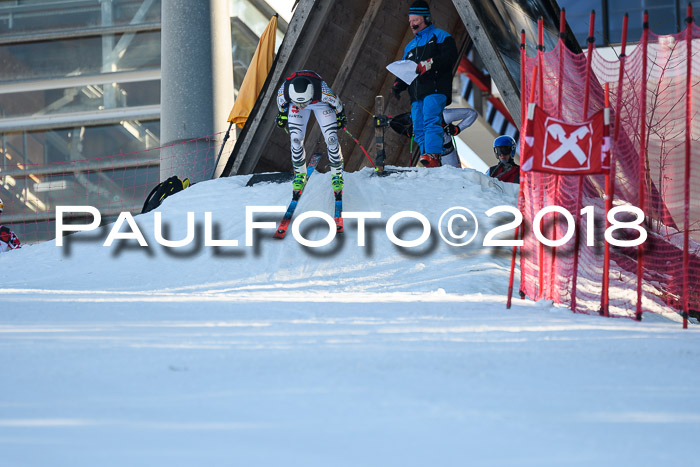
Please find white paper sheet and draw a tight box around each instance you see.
[386,60,418,85]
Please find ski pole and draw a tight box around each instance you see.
[343,127,377,170]
[356,102,394,120]
[356,102,374,117]
[451,135,463,168]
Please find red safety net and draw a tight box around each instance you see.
[518,17,700,326]
[0,133,230,245]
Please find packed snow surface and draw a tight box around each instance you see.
[1,166,698,466]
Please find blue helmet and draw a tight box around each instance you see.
[493,135,516,159]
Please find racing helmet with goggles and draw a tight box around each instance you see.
[289,76,314,108]
[493,135,516,159]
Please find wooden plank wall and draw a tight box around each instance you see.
[226,0,468,175]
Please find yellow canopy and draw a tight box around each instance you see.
[227,15,278,128]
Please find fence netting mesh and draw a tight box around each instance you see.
[519,22,700,321]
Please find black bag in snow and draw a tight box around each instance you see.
[141,176,190,214]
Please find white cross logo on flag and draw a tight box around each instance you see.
[522,104,608,175]
[542,118,593,171]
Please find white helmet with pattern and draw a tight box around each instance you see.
[289,76,314,108]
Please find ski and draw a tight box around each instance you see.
[273,152,323,239]
[334,190,343,233]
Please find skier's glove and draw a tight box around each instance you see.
[416,58,433,75]
[336,110,347,129]
[446,123,460,136]
[276,111,288,130]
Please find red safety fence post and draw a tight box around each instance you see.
[636,11,650,322]
[557,8,566,119]
[507,191,525,310]
[571,10,596,312]
[602,13,629,318]
[537,17,546,300]
[509,31,530,309]
[549,8,567,300]
[682,4,693,329]
[601,83,611,317]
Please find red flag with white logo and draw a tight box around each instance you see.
[521,104,610,175]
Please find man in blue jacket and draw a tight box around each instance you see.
[391,0,458,168]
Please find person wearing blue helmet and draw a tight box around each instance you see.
[487,135,520,183]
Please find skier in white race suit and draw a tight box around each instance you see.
[276,70,347,194]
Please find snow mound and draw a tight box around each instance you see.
[1,165,698,467]
[2,166,519,298]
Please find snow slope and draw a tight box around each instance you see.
[1,166,698,467]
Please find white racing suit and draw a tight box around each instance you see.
[440,107,478,168]
[277,71,344,176]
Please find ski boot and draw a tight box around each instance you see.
[292,171,308,198]
[331,172,344,195]
[419,153,442,168]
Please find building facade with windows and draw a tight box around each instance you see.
[0,0,286,243]
[1,0,693,244]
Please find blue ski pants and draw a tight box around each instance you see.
[411,94,447,155]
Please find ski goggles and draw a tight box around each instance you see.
[494,146,513,156]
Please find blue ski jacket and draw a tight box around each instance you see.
[392,25,458,104]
